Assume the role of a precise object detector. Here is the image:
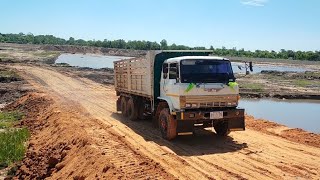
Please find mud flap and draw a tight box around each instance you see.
[228,117,245,131]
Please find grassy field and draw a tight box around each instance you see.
[32,51,60,57]
[239,82,265,92]
[0,111,23,129]
[0,70,18,78]
[0,111,29,169]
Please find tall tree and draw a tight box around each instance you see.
[160,39,168,50]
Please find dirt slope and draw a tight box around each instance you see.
[13,65,320,179]
[6,94,173,179]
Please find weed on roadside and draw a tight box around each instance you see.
[0,111,28,169]
[0,111,23,129]
[0,128,30,168]
[240,83,264,92]
[0,70,18,78]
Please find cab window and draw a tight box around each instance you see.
[169,63,178,79]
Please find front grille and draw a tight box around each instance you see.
[199,102,235,108]
[184,95,238,108]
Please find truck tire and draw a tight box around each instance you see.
[214,122,230,136]
[120,97,128,117]
[159,108,177,140]
[127,98,138,121]
[136,98,145,120]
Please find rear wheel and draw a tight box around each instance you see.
[135,98,145,120]
[214,122,230,136]
[120,97,128,117]
[159,108,177,140]
[127,97,138,121]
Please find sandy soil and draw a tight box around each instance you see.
[6,64,320,179]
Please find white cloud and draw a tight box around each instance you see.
[241,0,268,7]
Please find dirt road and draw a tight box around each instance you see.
[13,65,320,179]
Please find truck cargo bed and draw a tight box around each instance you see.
[114,56,153,98]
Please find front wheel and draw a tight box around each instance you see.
[159,108,177,140]
[214,122,230,136]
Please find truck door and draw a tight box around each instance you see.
[160,62,180,109]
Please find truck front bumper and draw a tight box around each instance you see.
[175,108,245,131]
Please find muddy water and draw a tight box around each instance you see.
[239,98,320,133]
[55,54,132,69]
[231,62,312,74]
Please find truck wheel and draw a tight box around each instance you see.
[127,98,138,121]
[159,108,177,140]
[120,97,128,117]
[136,98,145,120]
[214,122,230,136]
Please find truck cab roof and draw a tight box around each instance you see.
[165,56,229,64]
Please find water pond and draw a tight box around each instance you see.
[55,54,132,69]
[239,98,320,133]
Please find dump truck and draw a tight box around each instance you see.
[114,50,245,140]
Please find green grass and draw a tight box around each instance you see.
[305,71,320,79]
[0,111,23,129]
[33,51,60,57]
[293,79,312,87]
[293,79,320,88]
[0,53,10,58]
[241,83,264,92]
[0,111,28,169]
[0,70,19,78]
[0,128,30,168]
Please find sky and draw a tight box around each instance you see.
[1,0,319,51]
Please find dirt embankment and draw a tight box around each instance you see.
[0,43,146,58]
[40,44,147,57]
[53,66,114,85]
[0,66,31,105]
[4,93,173,179]
[238,70,320,99]
[246,116,320,148]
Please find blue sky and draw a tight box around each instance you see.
[1,0,319,51]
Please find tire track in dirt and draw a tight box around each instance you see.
[14,65,320,179]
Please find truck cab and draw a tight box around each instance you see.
[157,56,244,139]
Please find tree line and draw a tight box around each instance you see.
[0,32,319,61]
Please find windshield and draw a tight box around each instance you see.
[180,59,235,83]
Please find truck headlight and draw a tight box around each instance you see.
[192,103,198,108]
[185,103,191,108]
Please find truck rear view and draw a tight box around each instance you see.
[114,51,245,140]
